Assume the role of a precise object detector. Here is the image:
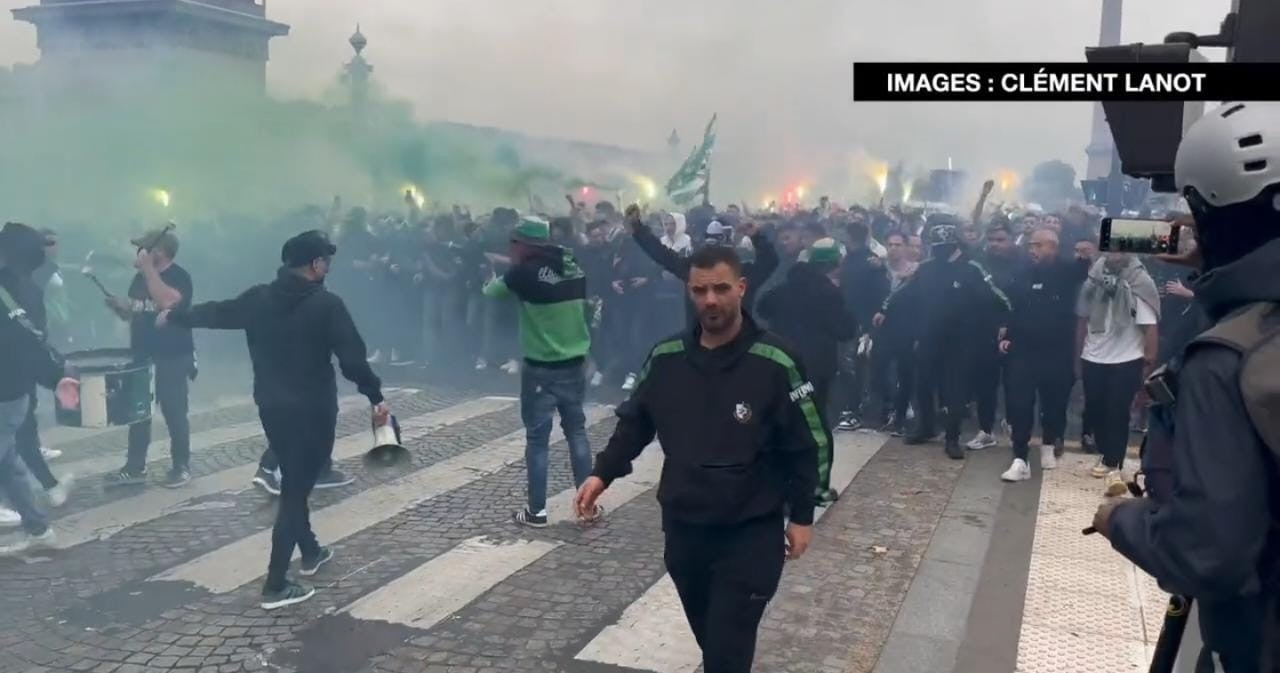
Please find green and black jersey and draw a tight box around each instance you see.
[591,314,824,526]
[482,245,591,367]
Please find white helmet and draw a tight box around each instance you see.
[1176,102,1280,208]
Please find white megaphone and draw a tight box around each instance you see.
[365,414,407,466]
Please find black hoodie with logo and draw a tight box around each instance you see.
[167,267,383,410]
[591,314,823,527]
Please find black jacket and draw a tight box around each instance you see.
[1109,238,1280,672]
[630,222,779,312]
[0,267,62,402]
[592,314,822,526]
[169,268,383,410]
[882,252,1011,347]
[839,248,890,334]
[758,263,858,378]
[1004,257,1089,353]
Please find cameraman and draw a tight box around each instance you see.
[1093,102,1280,671]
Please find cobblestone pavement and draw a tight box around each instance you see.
[0,370,1009,673]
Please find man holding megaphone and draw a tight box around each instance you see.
[157,229,389,610]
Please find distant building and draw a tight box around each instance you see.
[11,0,289,93]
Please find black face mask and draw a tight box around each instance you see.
[931,243,958,260]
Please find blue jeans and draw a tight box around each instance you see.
[520,363,592,515]
[0,396,49,535]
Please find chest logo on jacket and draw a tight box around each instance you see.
[536,267,564,285]
[734,402,753,424]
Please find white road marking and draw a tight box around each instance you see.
[50,396,509,550]
[574,431,890,673]
[152,405,614,593]
[344,537,561,630]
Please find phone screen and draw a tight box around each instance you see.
[1099,218,1181,255]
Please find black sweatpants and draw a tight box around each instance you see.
[914,341,974,442]
[665,514,786,673]
[1005,348,1075,460]
[16,390,58,490]
[811,373,835,494]
[126,355,192,473]
[1081,359,1145,469]
[259,405,336,591]
[972,347,1005,435]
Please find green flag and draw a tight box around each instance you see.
[666,114,717,205]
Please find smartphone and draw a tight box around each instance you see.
[1099,217,1182,255]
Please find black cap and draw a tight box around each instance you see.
[281,230,338,267]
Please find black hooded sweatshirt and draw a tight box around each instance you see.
[168,267,383,410]
[0,224,61,402]
[758,262,858,378]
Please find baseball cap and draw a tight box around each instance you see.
[704,220,734,245]
[805,237,844,264]
[281,230,338,267]
[510,216,552,246]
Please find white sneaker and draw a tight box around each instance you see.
[500,359,520,375]
[1040,445,1057,470]
[0,529,54,555]
[621,373,638,392]
[475,358,488,371]
[39,446,62,461]
[1001,458,1031,482]
[590,371,603,388]
[1105,470,1128,497]
[966,431,997,451]
[0,507,20,528]
[46,474,74,508]
[367,349,383,364]
[1090,459,1110,478]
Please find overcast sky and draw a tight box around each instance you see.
[0,0,1227,199]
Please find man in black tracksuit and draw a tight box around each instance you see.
[836,221,891,426]
[162,230,387,610]
[575,245,821,673]
[997,228,1089,480]
[967,222,1024,450]
[875,222,1011,459]
[626,206,779,316]
[758,238,857,504]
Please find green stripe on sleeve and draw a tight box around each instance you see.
[747,342,832,485]
[635,339,685,389]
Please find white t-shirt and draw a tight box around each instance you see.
[1078,295,1158,364]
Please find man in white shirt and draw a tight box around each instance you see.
[1075,252,1159,496]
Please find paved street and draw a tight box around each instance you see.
[1,371,1161,673]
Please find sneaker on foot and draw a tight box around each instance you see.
[621,373,637,392]
[500,359,520,375]
[1081,433,1098,454]
[815,488,839,507]
[966,431,997,451]
[162,467,191,489]
[252,468,281,496]
[39,446,62,461]
[299,547,334,577]
[0,507,21,528]
[1001,458,1031,482]
[944,438,965,460]
[367,349,383,365]
[1090,459,1110,479]
[46,474,74,507]
[0,528,55,555]
[103,468,147,488]
[314,469,354,490]
[1104,470,1128,497]
[260,580,315,611]
[513,507,549,528]
[475,358,488,371]
[836,414,861,432]
[590,371,604,388]
[1040,445,1058,470]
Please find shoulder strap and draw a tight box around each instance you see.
[1190,302,1280,454]
[0,284,42,338]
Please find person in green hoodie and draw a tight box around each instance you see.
[483,216,595,528]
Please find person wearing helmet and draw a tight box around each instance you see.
[1093,102,1280,672]
[873,216,1011,459]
